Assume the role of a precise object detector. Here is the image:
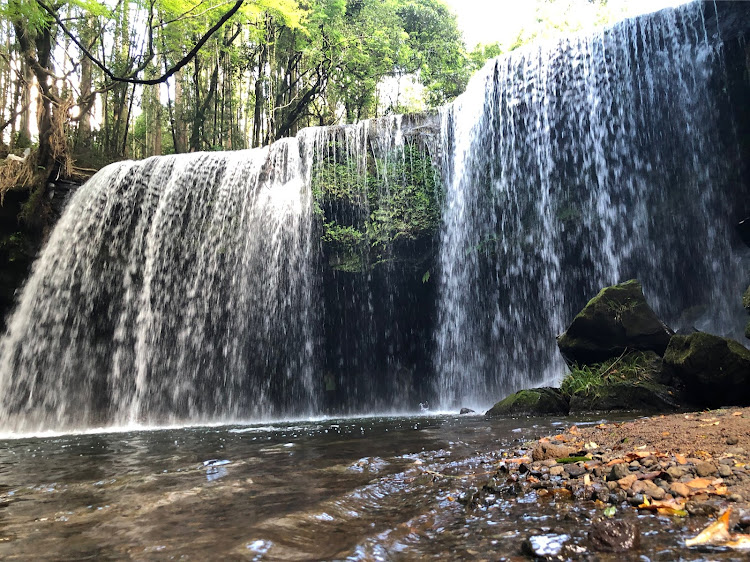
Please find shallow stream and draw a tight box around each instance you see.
[0,414,744,560]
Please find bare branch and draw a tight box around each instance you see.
[36,0,245,86]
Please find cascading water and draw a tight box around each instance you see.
[0,1,747,432]
[435,1,749,409]
[0,140,319,432]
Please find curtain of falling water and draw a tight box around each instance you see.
[435,1,746,409]
[0,140,319,432]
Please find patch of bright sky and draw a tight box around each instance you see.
[442,0,690,49]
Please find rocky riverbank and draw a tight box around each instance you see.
[460,407,750,555]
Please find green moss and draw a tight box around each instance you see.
[311,141,443,272]
[744,285,750,311]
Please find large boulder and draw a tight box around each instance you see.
[486,387,569,417]
[557,280,673,365]
[663,332,750,407]
[568,380,679,413]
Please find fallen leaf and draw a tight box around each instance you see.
[569,425,580,435]
[606,459,627,466]
[686,509,731,546]
[712,485,728,496]
[733,412,743,417]
[675,454,687,465]
[723,535,750,550]
[638,498,688,517]
[603,505,616,517]
[662,432,671,436]
[447,496,455,502]
[584,442,598,450]
[686,478,713,490]
[583,474,591,486]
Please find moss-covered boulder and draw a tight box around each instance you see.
[561,351,679,412]
[663,332,750,407]
[485,387,569,417]
[568,380,679,413]
[557,280,673,365]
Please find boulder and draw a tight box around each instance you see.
[485,387,569,417]
[568,380,679,413]
[663,332,750,407]
[557,280,673,365]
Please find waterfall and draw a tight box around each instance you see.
[435,1,748,409]
[0,141,319,432]
[0,1,747,431]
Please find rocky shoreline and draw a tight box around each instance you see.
[458,407,750,555]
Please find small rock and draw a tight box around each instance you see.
[588,520,641,552]
[550,466,565,477]
[629,461,642,469]
[694,461,716,478]
[686,501,719,517]
[730,494,744,502]
[532,442,576,462]
[617,474,638,490]
[670,482,690,498]
[666,466,685,480]
[609,489,627,503]
[459,408,475,415]
[607,464,630,482]
[519,463,531,474]
[630,479,666,500]
[541,459,558,467]
[628,494,645,506]
[719,464,733,478]
[726,436,739,446]
[565,464,587,478]
[669,482,690,498]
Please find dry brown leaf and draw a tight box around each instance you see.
[733,412,743,417]
[686,509,731,546]
[675,453,687,464]
[606,459,627,466]
[686,478,713,489]
[569,425,580,435]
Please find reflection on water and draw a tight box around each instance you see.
[0,415,737,559]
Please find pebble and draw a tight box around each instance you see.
[608,464,630,481]
[666,466,685,480]
[670,482,690,498]
[719,464,733,478]
[726,436,739,446]
[550,466,565,477]
[565,464,587,478]
[694,461,717,478]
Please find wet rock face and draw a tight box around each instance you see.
[588,519,641,552]
[485,387,569,417]
[557,280,674,365]
[663,332,750,407]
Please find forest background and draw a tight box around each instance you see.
[0,0,632,190]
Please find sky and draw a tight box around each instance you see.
[442,0,689,49]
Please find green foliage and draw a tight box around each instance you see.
[561,352,654,397]
[311,140,442,272]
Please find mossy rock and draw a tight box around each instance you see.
[663,332,750,407]
[557,280,673,365]
[568,380,679,413]
[485,387,569,417]
[743,284,750,311]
